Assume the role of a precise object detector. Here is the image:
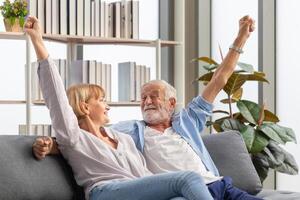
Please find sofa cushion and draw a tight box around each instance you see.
[0,135,84,200]
[202,131,262,195]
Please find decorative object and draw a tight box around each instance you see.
[0,0,28,32]
[195,56,298,182]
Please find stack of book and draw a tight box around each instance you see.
[19,124,54,136]
[29,0,139,38]
[118,62,150,102]
[31,59,67,102]
[69,60,112,102]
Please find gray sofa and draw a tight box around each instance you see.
[0,131,299,200]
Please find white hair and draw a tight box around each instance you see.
[142,80,177,101]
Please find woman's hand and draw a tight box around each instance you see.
[32,136,53,160]
[24,16,49,60]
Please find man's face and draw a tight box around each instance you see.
[140,83,174,125]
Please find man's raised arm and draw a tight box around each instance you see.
[202,15,255,103]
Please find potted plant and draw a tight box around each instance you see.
[0,0,28,32]
[195,56,298,183]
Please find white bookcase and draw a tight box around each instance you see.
[0,31,181,135]
[0,0,185,135]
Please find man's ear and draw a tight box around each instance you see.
[169,97,176,109]
[79,101,90,115]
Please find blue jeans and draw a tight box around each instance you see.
[207,177,263,200]
[89,171,213,200]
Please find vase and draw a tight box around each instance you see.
[3,18,23,32]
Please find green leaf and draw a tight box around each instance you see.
[212,110,230,115]
[237,100,261,125]
[254,71,266,77]
[221,118,246,132]
[196,72,213,82]
[203,64,218,71]
[220,98,237,104]
[233,112,248,123]
[252,153,270,183]
[246,74,269,83]
[237,62,254,73]
[192,56,218,65]
[250,131,269,154]
[276,124,297,143]
[223,73,247,95]
[260,123,296,144]
[267,141,298,175]
[264,110,279,123]
[240,125,256,151]
[281,126,297,144]
[258,123,285,144]
[232,88,243,101]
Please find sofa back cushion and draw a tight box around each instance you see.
[0,135,84,200]
[202,131,262,195]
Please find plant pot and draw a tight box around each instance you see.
[3,18,23,32]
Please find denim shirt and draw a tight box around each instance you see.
[111,96,220,176]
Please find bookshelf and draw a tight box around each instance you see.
[0,32,180,135]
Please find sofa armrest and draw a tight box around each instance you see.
[202,131,262,195]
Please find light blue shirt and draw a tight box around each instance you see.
[111,96,220,176]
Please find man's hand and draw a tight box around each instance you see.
[202,15,255,103]
[237,15,255,41]
[33,136,53,160]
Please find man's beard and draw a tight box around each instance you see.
[142,106,173,125]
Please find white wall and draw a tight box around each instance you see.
[211,0,258,121]
[276,0,300,192]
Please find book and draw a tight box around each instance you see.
[118,62,136,101]
[51,0,59,34]
[69,60,89,86]
[101,63,107,96]
[45,0,52,34]
[113,2,121,38]
[91,0,95,36]
[132,0,139,39]
[108,3,114,37]
[29,0,37,18]
[95,0,100,36]
[121,0,129,38]
[69,0,77,35]
[104,2,109,37]
[100,1,105,37]
[96,62,102,87]
[59,0,68,35]
[84,0,91,36]
[31,62,40,101]
[89,60,97,84]
[37,0,45,33]
[59,59,67,89]
[135,64,141,101]
[77,0,84,36]
[106,64,111,102]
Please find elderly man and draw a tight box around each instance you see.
[34,15,260,199]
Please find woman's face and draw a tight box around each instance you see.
[86,96,110,126]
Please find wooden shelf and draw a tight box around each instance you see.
[0,32,26,40]
[0,100,26,104]
[0,32,180,47]
[32,100,140,107]
[42,34,180,47]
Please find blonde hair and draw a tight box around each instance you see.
[67,84,105,120]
